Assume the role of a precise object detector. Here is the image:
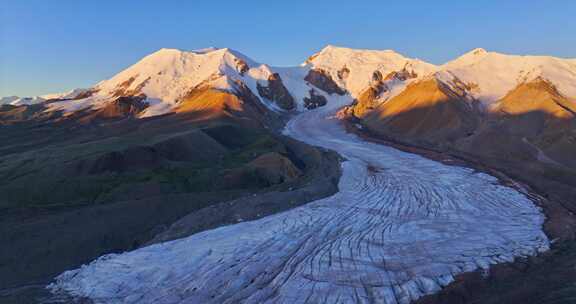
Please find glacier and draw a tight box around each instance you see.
[47,102,549,304]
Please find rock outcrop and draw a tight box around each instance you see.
[96,96,148,118]
[233,57,250,75]
[110,76,150,98]
[337,66,350,80]
[303,90,328,110]
[304,69,346,95]
[257,73,296,110]
[74,95,149,124]
[384,67,418,82]
[349,71,389,117]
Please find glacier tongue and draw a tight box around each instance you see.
[48,104,549,304]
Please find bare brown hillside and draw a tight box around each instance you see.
[362,78,479,144]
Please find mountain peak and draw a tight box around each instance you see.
[315,45,404,59]
[459,47,489,59]
[443,48,492,69]
[155,47,182,54]
[145,48,192,60]
[303,46,438,97]
[145,47,249,61]
[190,47,219,54]
[89,47,260,111]
[306,45,429,68]
[468,48,488,56]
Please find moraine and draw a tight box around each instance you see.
[48,102,549,304]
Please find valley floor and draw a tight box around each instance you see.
[48,106,549,304]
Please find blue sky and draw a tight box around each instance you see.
[1,0,575,96]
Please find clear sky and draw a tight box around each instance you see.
[1,0,575,97]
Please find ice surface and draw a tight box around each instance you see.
[48,101,549,304]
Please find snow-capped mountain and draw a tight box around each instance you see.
[437,48,576,108]
[43,48,268,116]
[304,45,437,97]
[333,47,576,122]
[337,47,576,189]
[0,96,48,106]
[0,46,439,118]
[42,47,335,117]
[3,46,576,121]
[94,48,263,114]
[0,89,93,106]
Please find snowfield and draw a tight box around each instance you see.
[47,101,549,304]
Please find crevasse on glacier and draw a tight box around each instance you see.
[48,104,549,304]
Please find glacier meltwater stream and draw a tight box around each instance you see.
[48,105,549,304]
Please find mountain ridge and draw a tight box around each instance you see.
[2,46,576,126]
